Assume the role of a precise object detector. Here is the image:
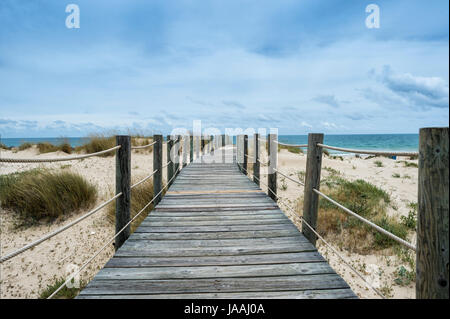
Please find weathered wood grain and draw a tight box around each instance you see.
[78,146,356,299]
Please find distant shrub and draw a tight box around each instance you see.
[278,144,303,154]
[0,169,97,223]
[75,134,116,157]
[18,142,33,151]
[0,142,12,150]
[374,160,384,167]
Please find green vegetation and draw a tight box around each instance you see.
[18,142,33,151]
[394,266,415,286]
[374,160,384,167]
[0,142,12,150]
[74,134,116,157]
[0,169,97,224]
[392,173,401,178]
[107,176,154,233]
[37,141,73,154]
[399,160,418,168]
[278,144,303,154]
[311,172,409,253]
[39,276,86,299]
[400,202,417,230]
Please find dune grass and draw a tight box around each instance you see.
[107,176,155,233]
[278,144,303,154]
[18,142,33,151]
[0,142,12,150]
[298,169,409,254]
[0,169,97,224]
[74,134,116,156]
[38,276,86,299]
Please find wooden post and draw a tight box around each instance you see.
[268,134,278,202]
[115,135,131,250]
[210,135,214,154]
[254,133,260,186]
[175,135,180,175]
[417,127,449,299]
[243,135,248,174]
[302,133,324,246]
[222,134,226,164]
[183,135,188,167]
[153,134,163,205]
[166,135,174,186]
[237,135,242,171]
[189,135,193,163]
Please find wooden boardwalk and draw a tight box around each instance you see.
[78,146,356,299]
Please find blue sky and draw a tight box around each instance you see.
[0,0,448,137]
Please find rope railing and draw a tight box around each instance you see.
[0,192,123,264]
[130,169,158,190]
[276,141,308,148]
[0,145,121,163]
[131,141,156,150]
[317,143,418,157]
[312,188,416,251]
[47,167,181,299]
[273,168,305,187]
[239,164,385,299]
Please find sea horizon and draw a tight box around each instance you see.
[0,133,419,154]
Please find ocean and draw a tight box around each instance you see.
[1,134,419,155]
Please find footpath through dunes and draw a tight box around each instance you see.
[78,146,357,299]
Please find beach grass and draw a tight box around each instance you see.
[299,170,409,253]
[278,144,303,154]
[0,169,97,224]
[74,134,116,156]
[107,176,154,233]
[38,276,86,299]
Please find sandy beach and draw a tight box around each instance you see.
[1,145,418,299]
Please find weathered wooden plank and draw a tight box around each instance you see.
[105,252,324,268]
[135,224,299,233]
[78,288,357,299]
[121,236,308,248]
[127,229,301,240]
[115,243,317,257]
[79,274,350,295]
[78,146,356,299]
[95,262,334,280]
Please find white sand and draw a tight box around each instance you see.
[1,145,417,299]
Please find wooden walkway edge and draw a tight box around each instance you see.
[78,146,357,299]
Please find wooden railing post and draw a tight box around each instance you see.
[254,133,260,186]
[183,135,188,167]
[417,127,449,299]
[189,134,193,163]
[243,135,248,174]
[167,135,174,185]
[302,133,324,246]
[153,134,163,205]
[175,135,181,175]
[115,135,131,250]
[210,135,214,154]
[268,133,278,202]
[237,135,242,171]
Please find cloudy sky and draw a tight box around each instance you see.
[0,0,448,137]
